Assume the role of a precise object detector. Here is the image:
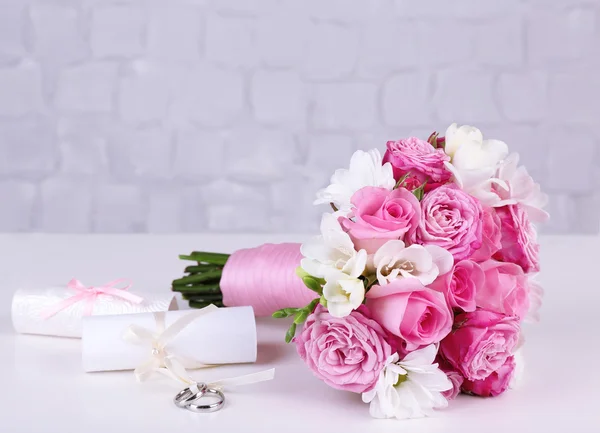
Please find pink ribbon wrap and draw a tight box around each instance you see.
[220,243,317,316]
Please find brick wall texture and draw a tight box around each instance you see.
[0,0,599,234]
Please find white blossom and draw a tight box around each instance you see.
[443,123,509,207]
[314,149,395,215]
[301,213,367,279]
[322,269,366,318]
[362,345,452,420]
[372,241,453,286]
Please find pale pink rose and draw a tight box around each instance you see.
[365,278,453,351]
[437,357,464,400]
[470,207,502,262]
[339,186,421,253]
[430,260,484,312]
[525,278,544,323]
[462,356,515,397]
[383,137,452,184]
[417,185,483,260]
[477,260,530,320]
[494,204,540,273]
[494,152,549,224]
[295,305,392,393]
[440,310,520,381]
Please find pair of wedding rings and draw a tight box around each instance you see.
[173,383,225,413]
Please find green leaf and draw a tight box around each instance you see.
[302,276,323,294]
[285,322,297,343]
[427,131,439,148]
[272,308,298,319]
[319,296,328,308]
[272,309,289,319]
[307,298,320,312]
[394,172,411,190]
[364,274,378,290]
[295,266,310,280]
[412,181,427,201]
[294,309,309,324]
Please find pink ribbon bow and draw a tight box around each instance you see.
[40,278,144,320]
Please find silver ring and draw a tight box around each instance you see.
[173,383,208,408]
[185,388,225,413]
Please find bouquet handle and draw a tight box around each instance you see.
[172,243,317,316]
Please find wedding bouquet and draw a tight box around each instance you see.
[172,123,547,419]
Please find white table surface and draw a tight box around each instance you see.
[0,233,599,433]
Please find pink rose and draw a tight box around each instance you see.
[470,207,502,262]
[462,356,515,397]
[441,310,520,381]
[437,357,464,400]
[295,305,392,393]
[477,260,530,320]
[417,185,483,261]
[339,186,421,253]
[365,278,453,351]
[399,174,423,191]
[526,278,544,323]
[430,260,484,313]
[493,204,540,273]
[383,137,452,184]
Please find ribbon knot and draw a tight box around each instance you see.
[122,305,219,383]
[40,278,144,320]
[122,306,276,392]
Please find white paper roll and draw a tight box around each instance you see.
[12,286,178,338]
[81,306,257,373]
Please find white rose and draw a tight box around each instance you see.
[443,123,509,206]
[444,123,483,158]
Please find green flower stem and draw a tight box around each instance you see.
[172,270,223,286]
[178,256,228,266]
[171,283,222,294]
[175,250,231,309]
[183,293,224,302]
[189,300,224,309]
[184,264,222,274]
[178,252,230,266]
[190,251,229,257]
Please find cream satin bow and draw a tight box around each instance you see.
[122,305,275,390]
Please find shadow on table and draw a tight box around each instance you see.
[256,342,290,365]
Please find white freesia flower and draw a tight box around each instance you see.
[314,149,395,215]
[444,123,509,206]
[372,241,454,286]
[362,345,452,420]
[301,213,367,279]
[322,268,366,318]
[494,153,549,223]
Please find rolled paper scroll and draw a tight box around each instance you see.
[12,279,178,338]
[82,306,257,373]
